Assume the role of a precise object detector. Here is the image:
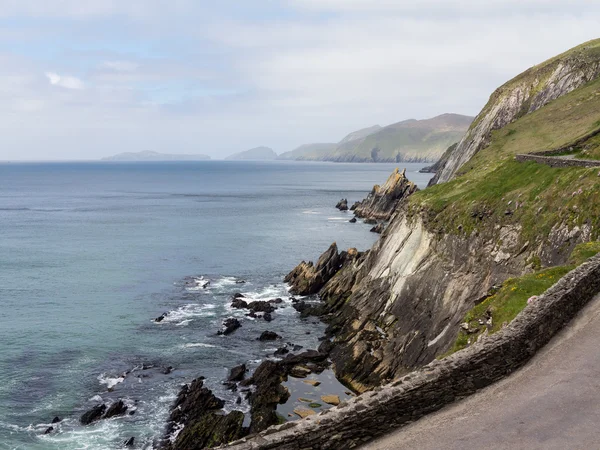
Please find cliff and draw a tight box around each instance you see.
[433,39,600,184]
[297,39,600,393]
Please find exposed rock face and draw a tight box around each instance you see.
[434,43,600,184]
[352,168,418,220]
[164,378,246,450]
[284,243,346,296]
[258,331,281,341]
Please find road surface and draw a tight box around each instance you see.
[362,293,600,450]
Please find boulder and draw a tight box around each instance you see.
[165,378,246,450]
[270,298,283,304]
[293,408,316,418]
[218,318,242,336]
[51,416,61,424]
[258,331,281,341]
[247,301,275,314]
[43,426,54,434]
[370,223,385,234]
[263,312,273,322]
[349,217,357,223]
[228,364,247,382]
[154,312,168,323]
[274,347,289,356]
[80,404,106,425]
[303,379,321,387]
[320,395,340,406]
[124,437,135,447]
[335,198,349,211]
[231,298,248,309]
[289,366,311,378]
[104,400,128,419]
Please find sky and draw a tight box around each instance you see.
[1,1,599,161]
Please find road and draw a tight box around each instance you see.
[362,293,600,450]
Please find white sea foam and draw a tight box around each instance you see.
[327,217,349,220]
[302,210,319,214]
[160,303,217,326]
[185,276,211,291]
[88,395,103,403]
[97,373,125,390]
[181,343,217,349]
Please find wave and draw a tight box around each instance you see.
[97,373,125,390]
[181,343,217,349]
[158,303,217,326]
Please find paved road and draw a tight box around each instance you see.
[362,294,600,450]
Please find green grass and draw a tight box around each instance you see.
[441,242,600,357]
[410,74,600,245]
[574,133,600,160]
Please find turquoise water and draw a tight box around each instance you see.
[0,161,432,449]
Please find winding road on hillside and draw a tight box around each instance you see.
[362,293,600,450]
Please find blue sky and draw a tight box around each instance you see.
[1,0,599,160]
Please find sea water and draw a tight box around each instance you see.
[0,160,432,449]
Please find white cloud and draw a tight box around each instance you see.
[45,72,85,90]
[0,1,599,160]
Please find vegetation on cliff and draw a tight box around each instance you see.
[290,39,600,394]
[444,241,600,356]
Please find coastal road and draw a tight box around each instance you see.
[362,293,600,450]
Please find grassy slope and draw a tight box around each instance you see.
[443,241,600,356]
[469,39,600,131]
[411,74,600,244]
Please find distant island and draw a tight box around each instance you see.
[225,146,277,161]
[102,150,211,161]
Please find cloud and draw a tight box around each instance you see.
[45,72,85,90]
[0,1,599,160]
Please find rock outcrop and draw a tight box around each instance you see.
[164,378,246,450]
[434,40,600,184]
[352,168,418,221]
[284,243,345,296]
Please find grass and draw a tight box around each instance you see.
[574,133,600,160]
[410,74,600,245]
[441,242,600,357]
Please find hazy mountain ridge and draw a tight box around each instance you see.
[225,146,277,161]
[102,151,211,161]
[279,114,473,163]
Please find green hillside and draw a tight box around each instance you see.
[412,65,600,245]
[279,114,472,163]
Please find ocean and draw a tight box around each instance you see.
[0,160,432,449]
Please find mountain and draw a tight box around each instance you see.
[337,125,382,146]
[284,38,600,393]
[433,39,600,184]
[277,143,337,160]
[279,114,473,163]
[102,151,210,161]
[225,146,277,161]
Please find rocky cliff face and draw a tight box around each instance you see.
[317,209,591,392]
[352,168,417,221]
[434,39,600,184]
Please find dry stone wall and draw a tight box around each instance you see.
[515,154,600,168]
[221,254,600,449]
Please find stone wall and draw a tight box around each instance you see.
[222,254,600,449]
[515,154,600,168]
